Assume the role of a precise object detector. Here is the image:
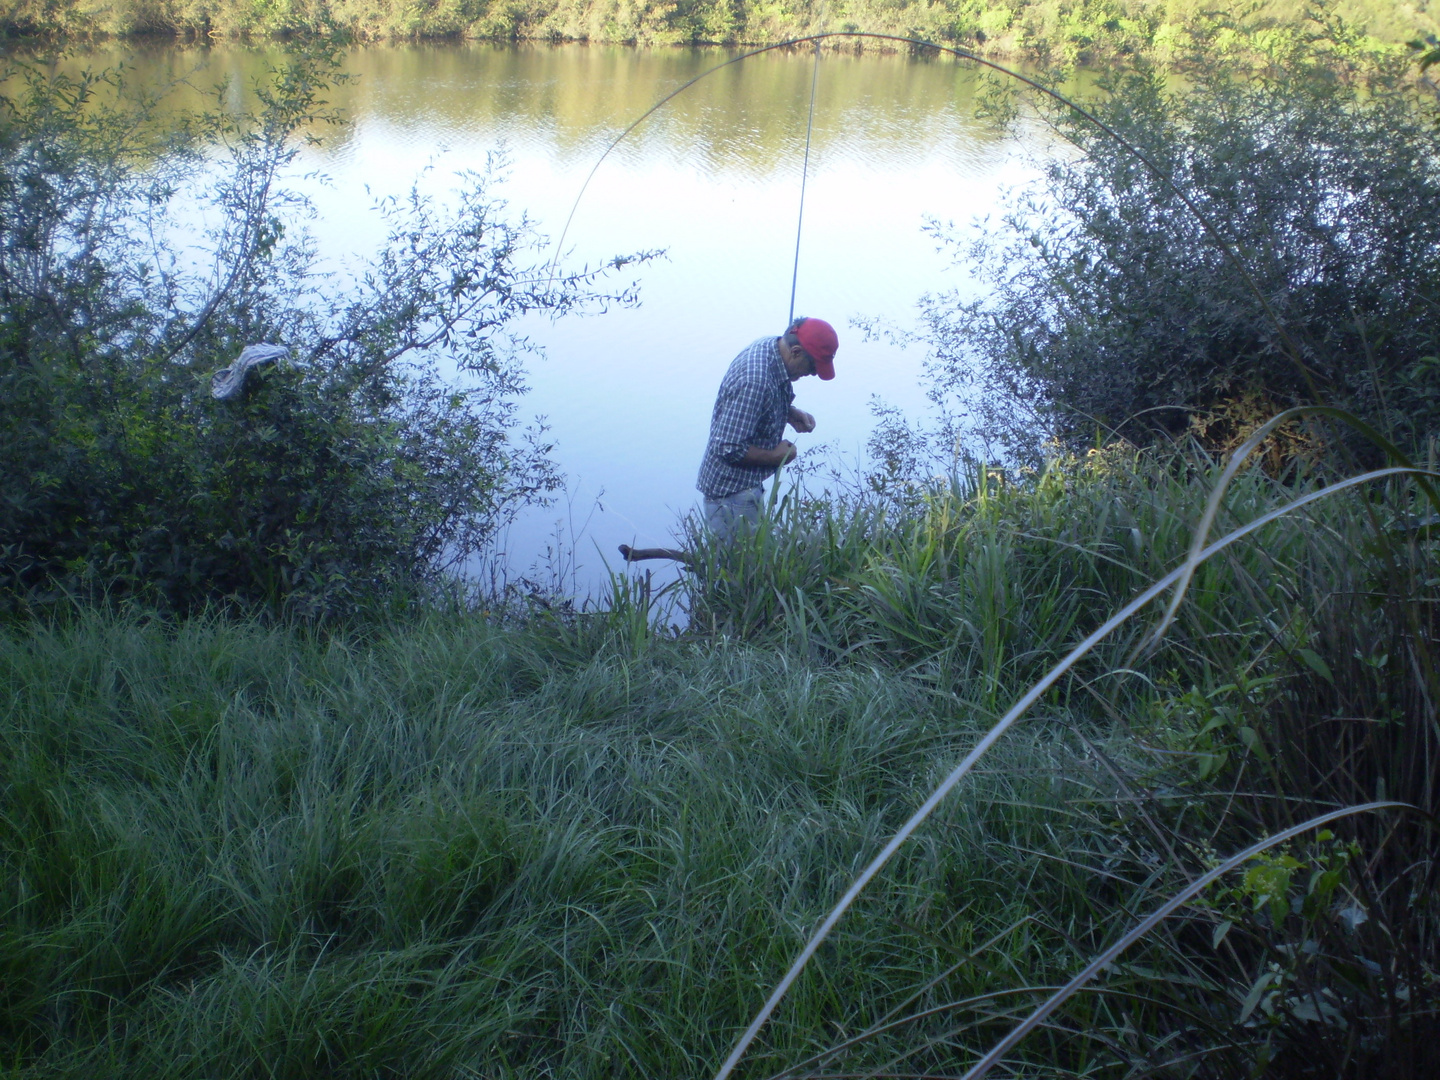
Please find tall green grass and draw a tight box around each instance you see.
[681,439,1439,1077]
[1,602,1146,1076]
[4,441,1437,1076]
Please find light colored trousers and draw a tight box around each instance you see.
[703,486,764,541]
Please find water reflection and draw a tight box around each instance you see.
[75,41,1021,171]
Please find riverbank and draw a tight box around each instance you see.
[4,446,1436,1076]
[1,0,1430,64]
[3,26,1437,1074]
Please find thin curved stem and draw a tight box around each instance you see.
[959,801,1419,1080]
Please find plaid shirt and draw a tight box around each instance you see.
[697,336,795,499]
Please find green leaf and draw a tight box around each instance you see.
[1296,648,1334,684]
[1237,726,1270,761]
[1211,919,1233,949]
[1238,971,1276,1024]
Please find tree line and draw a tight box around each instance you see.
[0,0,1433,59]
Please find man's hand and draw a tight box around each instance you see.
[740,441,797,467]
[788,406,816,434]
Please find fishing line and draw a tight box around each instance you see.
[787,39,823,326]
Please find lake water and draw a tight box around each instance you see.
[111,42,1060,598]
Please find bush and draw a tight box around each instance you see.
[0,47,647,617]
[922,25,1440,459]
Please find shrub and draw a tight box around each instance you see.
[0,46,647,617]
[922,26,1440,459]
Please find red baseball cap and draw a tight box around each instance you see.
[795,317,838,380]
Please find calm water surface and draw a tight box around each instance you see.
[115,42,1059,596]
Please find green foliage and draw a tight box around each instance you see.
[3,19,1439,1080]
[0,48,647,617]
[677,436,1440,1076]
[2,439,1438,1076]
[686,444,1271,691]
[1157,671,1283,782]
[923,24,1440,458]
[0,0,1433,53]
[1410,31,1440,71]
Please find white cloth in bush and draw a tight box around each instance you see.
[211,344,290,401]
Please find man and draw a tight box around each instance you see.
[697,316,838,539]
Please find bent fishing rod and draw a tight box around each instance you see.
[544,30,1313,397]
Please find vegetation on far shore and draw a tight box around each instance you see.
[0,0,1436,60]
[3,17,1440,1080]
